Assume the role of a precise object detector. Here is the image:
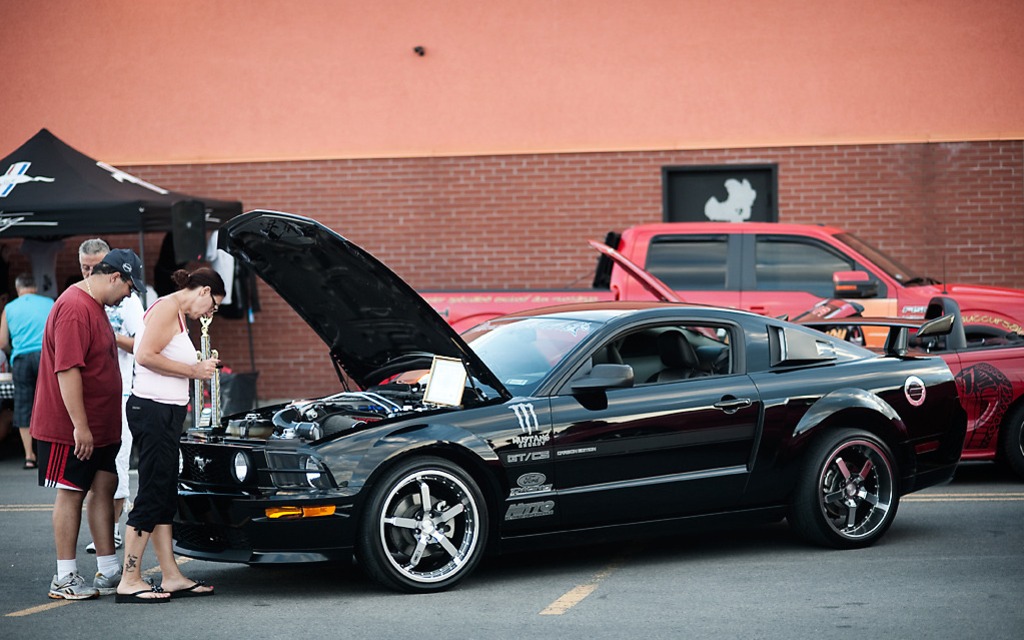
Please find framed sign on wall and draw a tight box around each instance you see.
[662,164,777,223]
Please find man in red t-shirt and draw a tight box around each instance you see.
[30,249,144,600]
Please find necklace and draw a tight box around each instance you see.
[84,277,96,302]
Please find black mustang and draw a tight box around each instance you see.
[173,210,967,593]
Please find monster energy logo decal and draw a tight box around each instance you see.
[510,402,549,448]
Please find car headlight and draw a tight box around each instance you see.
[265,450,337,489]
[178,449,184,476]
[232,451,250,483]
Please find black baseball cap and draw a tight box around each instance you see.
[100,249,145,293]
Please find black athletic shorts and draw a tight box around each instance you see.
[37,440,119,491]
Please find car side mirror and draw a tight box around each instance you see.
[571,364,635,393]
[833,270,878,299]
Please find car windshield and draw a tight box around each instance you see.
[463,316,598,396]
[835,232,930,285]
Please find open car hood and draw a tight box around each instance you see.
[220,210,510,397]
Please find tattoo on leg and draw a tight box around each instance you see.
[126,554,139,573]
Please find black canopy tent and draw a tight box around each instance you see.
[0,129,257,381]
[0,128,241,239]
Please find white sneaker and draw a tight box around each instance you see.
[93,569,122,596]
[48,572,99,600]
[86,532,123,554]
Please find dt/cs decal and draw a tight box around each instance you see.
[510,472,552,497]
[505,500,555,521]
[505,450,551,464]
[904,376,926,407]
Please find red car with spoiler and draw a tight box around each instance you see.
[799,297,1024,479]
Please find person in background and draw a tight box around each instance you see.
[30,250,143,600]
[79,239,145,553]
[0,273,55,469]
[115,267,223,603]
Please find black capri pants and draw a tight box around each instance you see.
[125,394,187,534]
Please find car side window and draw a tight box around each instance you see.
[567,324,732,391]
[755,236,854,297]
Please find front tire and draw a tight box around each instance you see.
[356,456,488,593]
[789,428,899,549]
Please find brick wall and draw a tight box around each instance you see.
[5,140,1021,400]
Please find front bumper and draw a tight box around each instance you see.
[173,489,358,564]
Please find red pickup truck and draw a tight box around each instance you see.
[423,222,1024,334]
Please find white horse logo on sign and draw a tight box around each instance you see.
[704,178,757,222]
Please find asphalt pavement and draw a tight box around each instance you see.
[1,433,1022,640]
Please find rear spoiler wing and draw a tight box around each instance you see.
[802,314,956,357]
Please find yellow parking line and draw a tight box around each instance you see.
[4,557,191,617]
[540,553,631,616]
[0,504,53,512]
[904,492,1024,502]
[5,602,69,617]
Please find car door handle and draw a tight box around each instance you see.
[714,397,753,414]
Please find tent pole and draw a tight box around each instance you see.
[137,230,148,307]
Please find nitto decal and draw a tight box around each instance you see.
[900,305,927,318]
[904,376,926,407]
[505,500,555,520]
[510,403,540,435]
[955,363,1012,449]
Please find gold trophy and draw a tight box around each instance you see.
[194,315,221,429]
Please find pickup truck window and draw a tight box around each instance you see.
[755,236,853,298]
[835,232,923,284]
[645,235,729,290]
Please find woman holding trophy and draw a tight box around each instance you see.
[115,267,224,603]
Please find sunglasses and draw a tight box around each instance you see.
[120,275,137,293]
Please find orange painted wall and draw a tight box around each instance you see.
[4,0,1023,164]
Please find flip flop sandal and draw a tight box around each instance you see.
[168,580,215,598]
[115,587,169,604]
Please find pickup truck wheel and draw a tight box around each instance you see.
[999,405,1024,480]
[789,429,899,549]
[356,457,487,593]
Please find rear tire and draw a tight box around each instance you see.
[356,456,488,593]
[999,405,1024,480]
[789,428,899,549]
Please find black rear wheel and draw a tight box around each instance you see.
[789,428,899,549]
[999,404,1024,480]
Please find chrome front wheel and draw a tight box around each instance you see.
[357,457,487,592]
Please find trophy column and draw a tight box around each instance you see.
[193,315,220,429]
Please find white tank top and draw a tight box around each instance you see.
[131,298,196,405]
